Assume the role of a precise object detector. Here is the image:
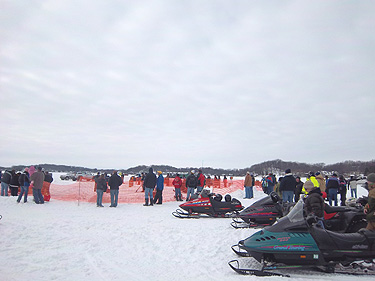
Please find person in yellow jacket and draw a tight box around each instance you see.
[301,172,320,195]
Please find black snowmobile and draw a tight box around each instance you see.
[229,200,375,277]
[231,192,294,228]
[172,190,243,218]
[232,192,367,232]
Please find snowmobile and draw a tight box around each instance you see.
[232,192,367,232]
[172,190,243,218]
[231,192,294,229]
[229,200,375,277]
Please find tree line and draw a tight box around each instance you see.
[1,159,375,176]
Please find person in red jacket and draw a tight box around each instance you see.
[173,174,183,201]
[197,169,206,193]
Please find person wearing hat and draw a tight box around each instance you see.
[30,166,45,204]
[303,180,325,229]
[315,172,326,193]
[173,173,183,201]
[153,171,164,204]
[326,173,340,206]
[196,169,206,193]
[364,173,375,231]
[108,170,123,207]
[185,170,197,201]
[279,169,296,203]
[243,172,254,199]
[143,167,157,206]
[17,168,30,203]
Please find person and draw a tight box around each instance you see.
[294,176,304,202]
[143,167,157,206]
[196,169,205,193]
[348,175,358,198]
[279,169,296,203]
[1,169,12,196]
[338,175,347,206]
[275,177,283,198]
[304,181,325,229]
[326,173,340,206]
[108,170,122,207]
[95,174,107,207]
[153,171,164,204]
[364,173,375,230]
[185,170,197,201]
[172,173,183,201]
[305,172,320,188]
[30,166,45,204]
[9,170,20,196]
[315,172,326,193]
[17,168,30,203]
[44,171,53,183]
[261,176,268,194]
[265,173,276,194]
[243,172,254,199]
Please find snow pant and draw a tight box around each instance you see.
[351,188,357,198]
[282,191,294,203]
[174,188,182,201]
[17,185,29,203]
[197,186,203,193]
[186,187,195,201]
[110,189,119,207]
[33,188,44,204]
[294,192,301,203]
[340,189,347,206]
[96,189,104,206]
[328,188,338,206]
[245,186,253,198]
[9,186,18,196]
[154,189,163,204]
[1,182,9,196]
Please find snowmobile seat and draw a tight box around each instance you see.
[214,194,223,202]
[225,194,232,202]
[324,204,352,214]
[359,228,375,239]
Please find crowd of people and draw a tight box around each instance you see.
[260,170,362,207]
[0,166,53,204]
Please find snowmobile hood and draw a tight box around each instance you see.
[242,228,319,254]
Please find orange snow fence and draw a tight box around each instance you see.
[49,178,246,204]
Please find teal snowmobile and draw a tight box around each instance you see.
[229,200,375,276]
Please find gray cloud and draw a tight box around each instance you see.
[1,0,375,169]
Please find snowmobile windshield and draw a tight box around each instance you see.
[285,200,305,223]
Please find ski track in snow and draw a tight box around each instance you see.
[0,177,372,281]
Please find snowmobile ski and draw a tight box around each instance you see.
[231,244,251,257]
[228,260,290,277]
[231,217,274,229]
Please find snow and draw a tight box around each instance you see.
[0,174,372,281]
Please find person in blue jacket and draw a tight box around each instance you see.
[154,171,164,204]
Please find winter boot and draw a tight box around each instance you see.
[143,198,149,206]
[150,199,154,206]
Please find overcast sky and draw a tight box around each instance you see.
[1,0,374,170]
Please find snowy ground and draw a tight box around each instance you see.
[0,175,371,281]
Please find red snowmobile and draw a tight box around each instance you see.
[172,190,243,218]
